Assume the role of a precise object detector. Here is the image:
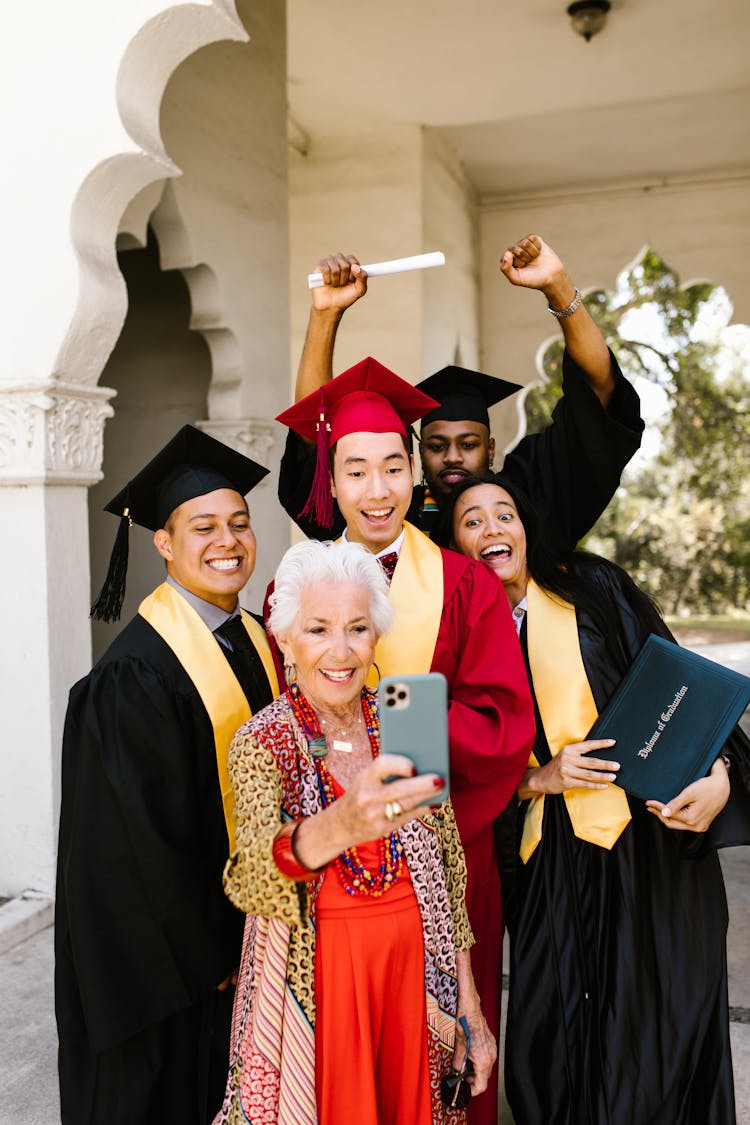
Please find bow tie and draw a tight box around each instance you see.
[377,551,399,584]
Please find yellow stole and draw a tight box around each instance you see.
[519,578,631,863]
[138,582,279,852]
[367,521,444,682]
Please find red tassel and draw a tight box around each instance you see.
[299,390,334,527]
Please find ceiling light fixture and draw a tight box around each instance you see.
[567,0,611,42]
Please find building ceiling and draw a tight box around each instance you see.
[287,0,750,197]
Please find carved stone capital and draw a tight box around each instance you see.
[196,417,276,471]
[0,383,115,485]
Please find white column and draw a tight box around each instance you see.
[0,385,113,895]
[0,0,285,901]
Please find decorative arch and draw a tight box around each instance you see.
[53,2,250,397]
[149,181,246,418]
[502,242,743,456]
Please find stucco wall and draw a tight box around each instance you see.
[289,125,478,387]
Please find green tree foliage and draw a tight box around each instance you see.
[523,248,750,614]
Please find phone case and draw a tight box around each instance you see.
[378,673,449,801]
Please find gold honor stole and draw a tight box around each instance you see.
[519,578,631,863]
[367,521,444,682]
[139,582,279,852]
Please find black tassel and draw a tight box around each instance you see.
[90,510,131,623]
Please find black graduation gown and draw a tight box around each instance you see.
[55,613,274,1125]
[503,561,750,1125]
[277,350,644,548]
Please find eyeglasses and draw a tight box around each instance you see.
[440,1015,474,1110]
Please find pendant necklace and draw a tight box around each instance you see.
[320,710,362,753]
[286,682,404,897]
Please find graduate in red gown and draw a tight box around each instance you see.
[276,359,536,1120]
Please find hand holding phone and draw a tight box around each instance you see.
[378,673,449,802]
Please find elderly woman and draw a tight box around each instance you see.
[214,539,494,1125]
[437,473,750,1125]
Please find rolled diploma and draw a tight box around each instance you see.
[308,251,445,289]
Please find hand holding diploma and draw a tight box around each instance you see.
[307,252,369,315]
[308,251,445,289]
[646,757,730,832]
[518,738,620,800]
[295,247,445,402]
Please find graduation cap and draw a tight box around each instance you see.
[415,366,522,431]
[276,356,439,529]
[91,424,269,623]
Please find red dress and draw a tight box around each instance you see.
[314,776,432,1125]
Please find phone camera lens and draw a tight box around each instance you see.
[397,690,407,701]
[386,697,396,707]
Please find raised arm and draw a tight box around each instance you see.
[500,234,614,407]
[499,235,644,549]
[295,252,368,406]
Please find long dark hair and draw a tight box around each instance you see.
[435,472,663,637]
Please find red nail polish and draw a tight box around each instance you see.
[433,776,446,788]
[411,766,418,777]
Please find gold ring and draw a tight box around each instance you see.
[385,800,403,822]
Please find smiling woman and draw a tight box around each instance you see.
[450,480,528,609]
[214,539,497,1124]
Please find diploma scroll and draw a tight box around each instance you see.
[308,251,446,289]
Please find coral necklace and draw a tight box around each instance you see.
[287,683,404,897]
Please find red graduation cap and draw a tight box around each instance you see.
[276,356,439,528]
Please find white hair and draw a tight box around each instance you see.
[268,539,395,639]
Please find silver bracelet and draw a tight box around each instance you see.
[547,287,583,319]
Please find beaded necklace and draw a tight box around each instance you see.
[287,682,404,897]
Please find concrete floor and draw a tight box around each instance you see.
[0,849,747,1125]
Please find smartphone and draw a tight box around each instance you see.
[378,673,449,802]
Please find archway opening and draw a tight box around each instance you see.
[89,227,212,661]
[522,247,750,616]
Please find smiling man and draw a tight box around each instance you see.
[55,426,279,1125]
[277,359,536,1125]
[414,365,518,531]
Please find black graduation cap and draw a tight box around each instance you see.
[91,424,269,623]
[415,366,523,430]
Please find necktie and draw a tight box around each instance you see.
[214,616,274,711]
[378,551,399,585]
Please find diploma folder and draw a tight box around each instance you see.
[585,634,750,804]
